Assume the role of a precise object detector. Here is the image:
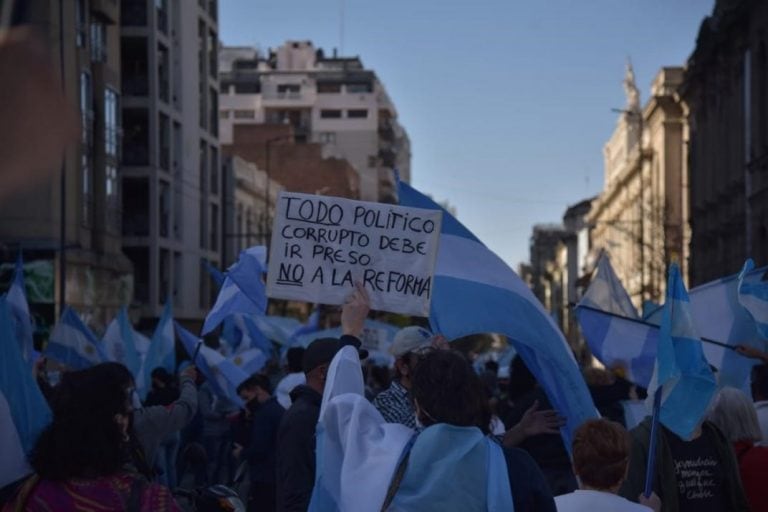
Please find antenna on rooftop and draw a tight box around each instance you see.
[339,0,346,55]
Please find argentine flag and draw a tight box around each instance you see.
[177,323,247,407]
[229,347,268,376]
[0,297,51,487]
[576,253,655,387]
[398,180,597,447]
[254,315,302,346]
[6,253,34,363]
[141,303,175,398]
[102,307,142,378]
[202,246,268,336]
[45,307,106,370]
[648,263,717,440]
[738,259,768,339]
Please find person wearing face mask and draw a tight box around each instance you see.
[2,363,180,511]
[234,374,285,512]
[275,283,369,512]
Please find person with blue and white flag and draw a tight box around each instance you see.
[619,264,749,512]
[44,307,106,370]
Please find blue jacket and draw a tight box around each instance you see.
[243,396,284,483]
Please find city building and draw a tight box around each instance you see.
[560,198,594,344]
[218,41,411,203]
[0,0,132,331]
[681,0,768,285]
[120,0,220,326]
[528,224,569,323]
[588,64,687,307]
[222,154,282,266]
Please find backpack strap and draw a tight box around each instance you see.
[380,434,418,512]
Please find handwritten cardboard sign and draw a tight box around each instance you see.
[266,192,442,316]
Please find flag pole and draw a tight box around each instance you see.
[191,341,203,365]
[643,385,662,498]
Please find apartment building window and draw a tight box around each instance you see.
[80,72,92,225]
[121,37,149,96]
[208,30,217,78]
[199,141,208,249]
[347,109,368,119]
[197,20,206,76]
[159,180,170,238]
[208,0,217,20]
[210,204,219,250]
[106,164,118,199]
[157,43,170,103]
[173,252,182,301]
[121,0,148,27]
[210,146,218,195]
[124,248,149,302]
[76,0,86,47]
[158,113,170,170]
[159,249,170,303]
[346,82,373,93]
[233,109,255,119]
[277,84,300,98]
[122,178,149,236]
[79,72,93,146]
[209,87,218,136]
[156,0,168,34]
[318,132,336,144]
[104,88,119,158]
[320,109,342,119]
[123,108,149,165]
[90,21,106,63]
[220,110,230,119]
[317,82,342,94]
[234,82,260,94]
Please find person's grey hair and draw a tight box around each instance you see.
[706,387,762,443]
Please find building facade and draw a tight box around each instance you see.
[222,155,282,266]
[218,41,411,203]
[0,0,132,331]
[120,0,220,326]
[682,0,768,285]
[588,65,687,307]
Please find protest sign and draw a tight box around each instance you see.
[267,192,442,316]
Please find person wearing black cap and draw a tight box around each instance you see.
[275,283,370,512]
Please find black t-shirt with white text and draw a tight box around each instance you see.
[665,427,728,512]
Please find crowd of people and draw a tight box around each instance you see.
[2,284,768,512]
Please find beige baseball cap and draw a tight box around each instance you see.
[389,326,433,357]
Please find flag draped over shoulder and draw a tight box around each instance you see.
[648,263,716,441]
[203,247,268,336]
[0,297,51,464]
[398,180,597,448]
[6,253,34,364]
[44,307,106,370]
[738,259,768,340]
[576,254,655,387]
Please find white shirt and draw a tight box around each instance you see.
[755,400,768,446]
[275,372,306,409]
[555,490,652,512]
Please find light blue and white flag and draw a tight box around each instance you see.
[738,259,768,339]
[398,180,597,448]
[0,297,51,466]
[102,307,142,378]
[202,247,268,336]
[254,315,302,346]
[45,307,106,370]
[288,308,322,346]
[141,303,175,398]
[648,263,717,440]
[229,347,267,377]
[6,253,34,363]
[204,260,226,287]
[579,252,639,318]
[177,323,246,407]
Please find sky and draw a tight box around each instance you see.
[220,0,715,269]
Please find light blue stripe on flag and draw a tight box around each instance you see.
[0,297,51,457]
[102,307,142,378]
[44,307,106,370]
[398,180,597,448]
[579,252,639,319]
[141,303,175,398]
[738,259,768,339]
[6,253,34,363]
[649,263,716,440]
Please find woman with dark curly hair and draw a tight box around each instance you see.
[2,362,179,512]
